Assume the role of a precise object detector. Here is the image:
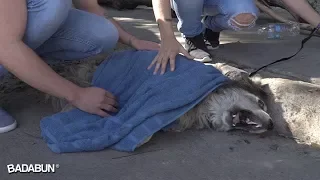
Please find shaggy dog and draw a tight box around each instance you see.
[46,60,273,147]
[177,63,274,134]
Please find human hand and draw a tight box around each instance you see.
[70,87,118,117]
[131,37,160,51]
[147,37,193,75]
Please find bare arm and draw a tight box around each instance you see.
[147,0,192,74]
[73,0,138,46]
[151,0,176,40]
[282,0,320,28]
[0,0,80,102]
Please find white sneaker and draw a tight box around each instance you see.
[0,108,17,133]
[184,34,213,63]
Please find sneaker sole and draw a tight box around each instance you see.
[207,44,220,50]
[0,120,17,133]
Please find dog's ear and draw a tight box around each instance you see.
[248,75,269,96]
[212,63,269,99]
[250,75,262,86]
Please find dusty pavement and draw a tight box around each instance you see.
[1,7,320,180]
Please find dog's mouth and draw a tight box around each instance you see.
[231,113,267,134]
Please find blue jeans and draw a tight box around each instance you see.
[0,0,119,78]
[171,0,259,37]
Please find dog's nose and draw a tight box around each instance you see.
[267,120,274,130]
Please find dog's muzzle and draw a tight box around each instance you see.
[232,112,273,134]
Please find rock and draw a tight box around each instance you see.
[260,78,320,146]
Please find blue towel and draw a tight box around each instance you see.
[40,50,229,153]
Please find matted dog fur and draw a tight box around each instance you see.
[45,60,273,147]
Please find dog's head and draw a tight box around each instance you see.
[203,64,273,134]
[198,81,273,134]
[224,86,273,134]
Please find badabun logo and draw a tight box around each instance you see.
[7,164,59,174]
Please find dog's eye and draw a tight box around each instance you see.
[258,99,265,109]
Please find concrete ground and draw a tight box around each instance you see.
[2,7,320,180]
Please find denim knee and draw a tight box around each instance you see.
[34,9,119,61]
[204,0,259,31]
[23,0,72,49]
[89,18,119,54]
[221,1,259,30]
[171,0,205,37]
[77,12,119,54]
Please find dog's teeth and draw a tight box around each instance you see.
[246,119,257,125]
[255,124,262,128]
[247,121,257,125]
[233,116,240,125]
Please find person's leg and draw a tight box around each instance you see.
[170,0,212,63]
[203,0,259,49]
[0,0,72,133]
[0,108,18,133]
[35,8,119,63]
[0,0,71,79]
[23,0,73,49]
[171,0,205,37]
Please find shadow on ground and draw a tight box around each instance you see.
[105,7,162,43]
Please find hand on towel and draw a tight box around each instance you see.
[71,87,118,117]
[147,38,193,75]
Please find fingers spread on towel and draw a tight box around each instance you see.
[101,103,118,113]
[96,110,110,117]
[169,54,176,72]
[104,96,118,107]
[105,91,117,100]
